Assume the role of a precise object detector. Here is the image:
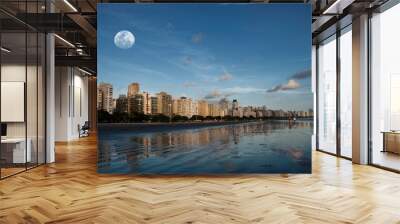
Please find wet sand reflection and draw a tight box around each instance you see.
[98,120,313,174]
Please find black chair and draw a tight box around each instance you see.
[79,121,90,138]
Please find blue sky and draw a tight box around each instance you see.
[98,4,312,111]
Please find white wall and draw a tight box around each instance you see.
[55,67,89,141]
[1,63,46,164]
[1,65,41,138]
[1,65,26,138]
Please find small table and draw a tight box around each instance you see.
[381,131,400,154]
[1,138,31,164]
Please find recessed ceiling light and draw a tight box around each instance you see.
[78,67,93,76]
[54,34,75,48]
[323,0,354,15]
[63,0,78,12]
[1,47,11,53]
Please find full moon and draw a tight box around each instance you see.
[114,30,135,49]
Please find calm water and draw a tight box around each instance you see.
[98,120,312,174]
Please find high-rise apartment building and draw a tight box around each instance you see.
[151,96,158,114]
[156,92,173,116]
[130,94,144,114]
[192,101,198,117]
[142,92,152,115]
[129,92,152,115]
[97,82,114,114]
[115,94,128,113]
[127,82,140,97]
[197,100,209,117]
[208,103,222,117]
[243,106,256,118]
[173,97,193,118]
[127,83,140,113]
[97,89,103,109]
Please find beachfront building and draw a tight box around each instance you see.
[197,100,209,117]
[97,82,114,114]
[208,103,222,117]
[127,82,140,113]
[127,82,140,97]
[128,92,151,114]
[156,92,173,116]
[151,96,158,114]
[130,94,144,114]
[142,92,152,115]
[192,101,199,117]
[173,97,194,118]
[243,107,257,118]
[115,94,128,113]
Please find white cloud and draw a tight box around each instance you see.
[203,86,265,100]
[223,86,265,94]
[282,79,300,90]
[267,79,301,93]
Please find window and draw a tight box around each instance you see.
[317,35,337,154]
[339,26,352,158]
[370,2,400,171]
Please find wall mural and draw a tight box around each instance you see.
[97,3,313,174]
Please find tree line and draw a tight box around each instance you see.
[98,110,312,123]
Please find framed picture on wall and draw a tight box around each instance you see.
[97,3,313,174]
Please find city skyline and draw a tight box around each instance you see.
[98,4,312,111]
[98,81,313,119]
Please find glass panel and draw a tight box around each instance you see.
[1,31,27,177]
[371,4,400,171]
[318,35,337,154]
[0,1,46,178]
[26,0,39,169]
[340,27,352,158]
[27,31,38,169]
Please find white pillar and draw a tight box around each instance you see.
[352,14,369,164]
[55,67,73,141]
[46,33,55,163]
[312,45,317,150]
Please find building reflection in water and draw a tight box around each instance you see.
[98,120,313,173]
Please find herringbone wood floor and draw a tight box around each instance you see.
[1,135,400,224]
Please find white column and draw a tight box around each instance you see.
[312,45,317,150]
[352,14,369,164]
[55,67,73,141]
[46,33,55,163]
